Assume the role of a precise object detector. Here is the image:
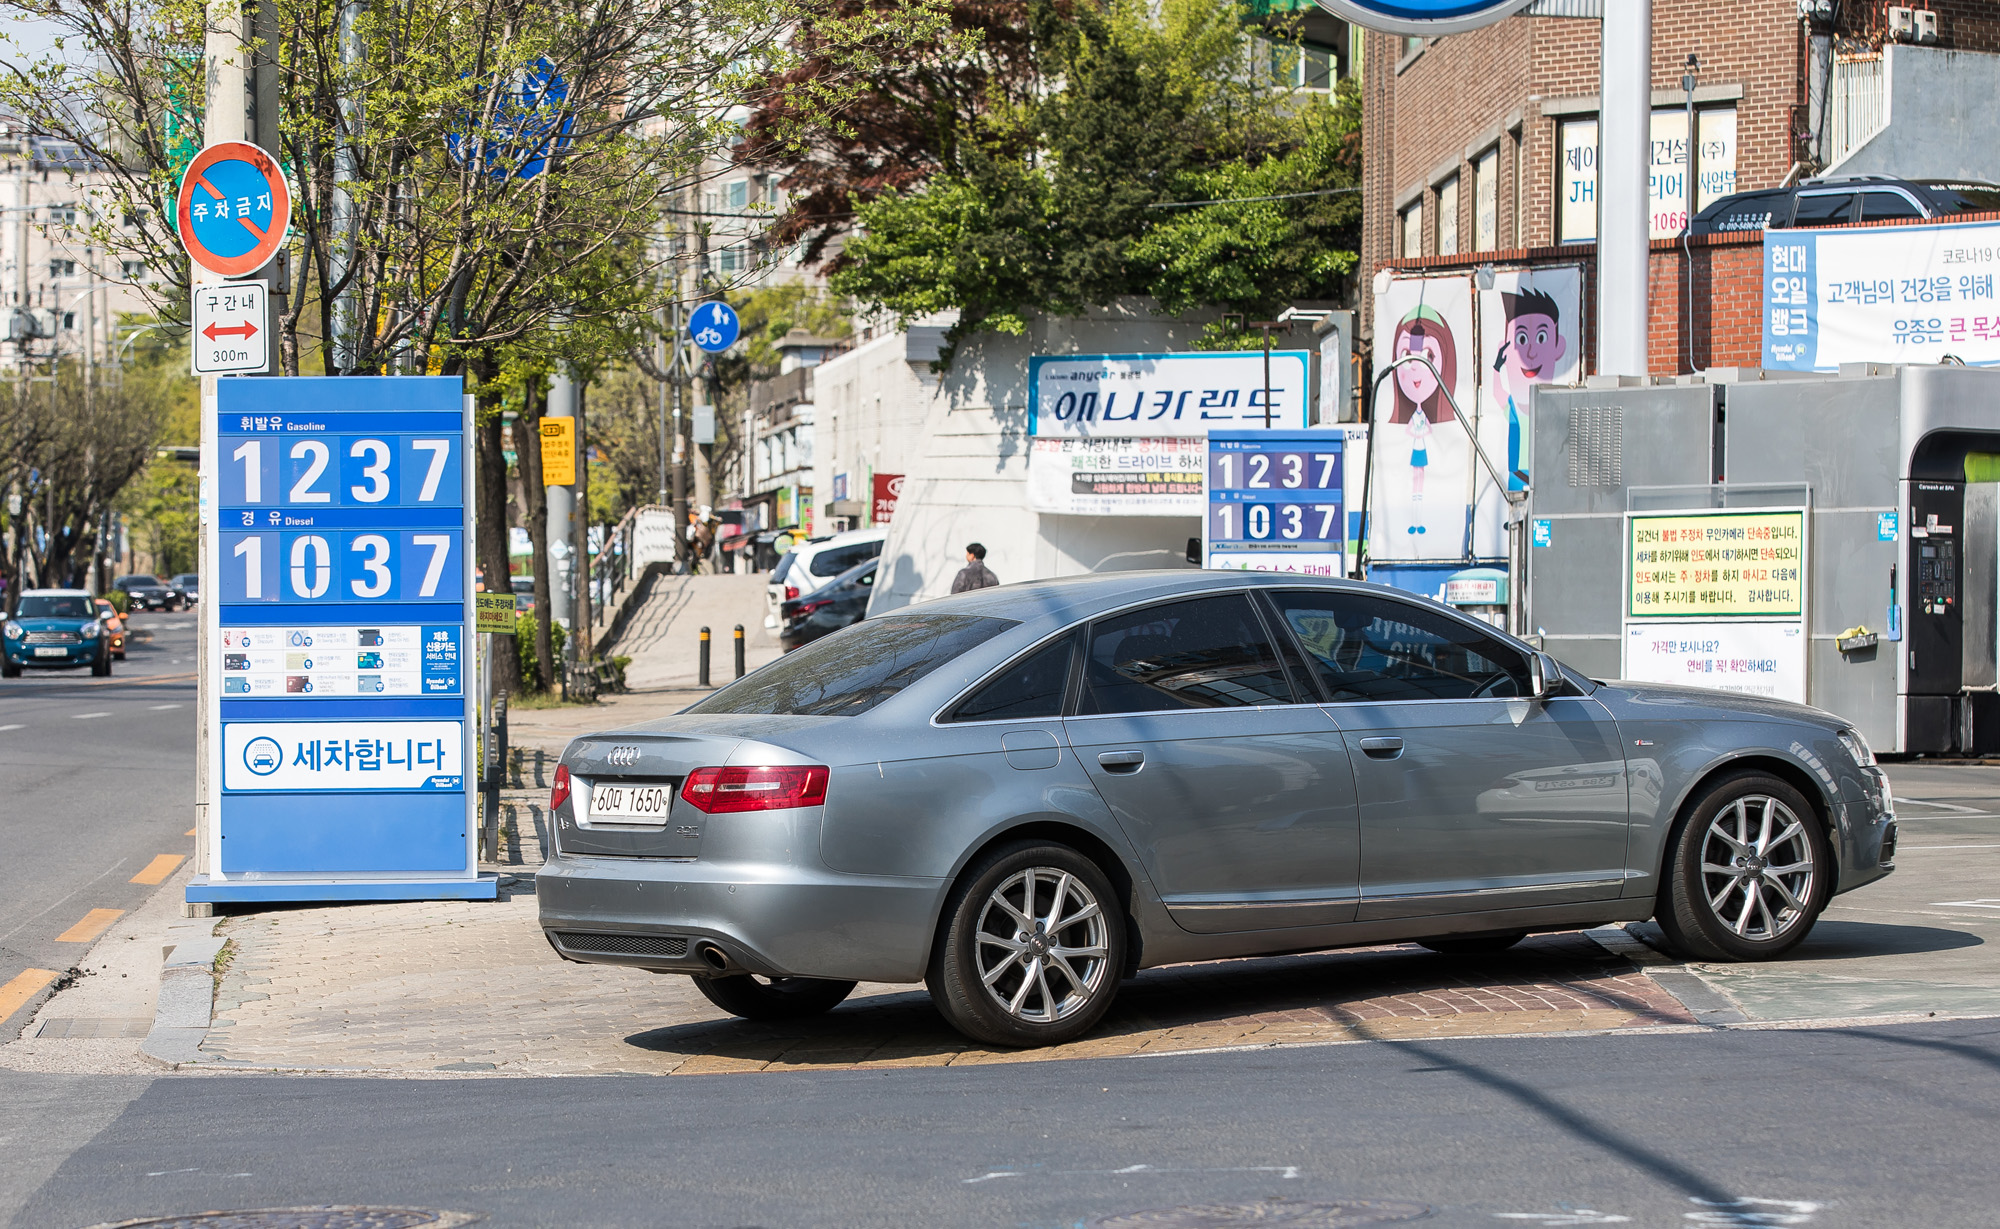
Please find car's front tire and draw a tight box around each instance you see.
[91,648,111,678]
[692,973,856,1021]
[927,841,1126,1048]
[1656,772,1831,962]
[0,657,18,678]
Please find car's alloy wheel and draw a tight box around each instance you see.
[929,841,1126,1047]
[1658,772,1829,962]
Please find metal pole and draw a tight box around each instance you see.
[1262,330,1272,429]
[1598,0,1652,377]
[698,625,711,687]
[733,624,744,679]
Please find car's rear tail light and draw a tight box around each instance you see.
[797,599,833,617]
[681,765,829,813]
[784,585,800,600]
[550,763,572,811]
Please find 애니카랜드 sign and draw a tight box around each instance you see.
[189,376,493,904]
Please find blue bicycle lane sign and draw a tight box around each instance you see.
[688,301,740,353]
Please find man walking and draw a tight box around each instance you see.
[950,543,1000,593]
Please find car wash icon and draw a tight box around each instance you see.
[243,736,284,776]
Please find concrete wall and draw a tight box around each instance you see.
[855,300,1218,615]
[1826,46,2000,184]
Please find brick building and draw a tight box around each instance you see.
[1360,0,2000,370]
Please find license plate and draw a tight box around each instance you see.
[33,646,68,657]
[588,783,677,824]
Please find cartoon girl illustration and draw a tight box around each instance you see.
[1390,304,1458,505]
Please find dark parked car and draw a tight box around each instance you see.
[779,558,877,651]
[3,589,113,677]
[169,573,199,606]
[115,573,180,612]
[1688,175,2000,236]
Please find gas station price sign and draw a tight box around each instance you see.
[1203,431,1346,576]
[192,377,492,905]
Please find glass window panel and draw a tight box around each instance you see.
[1437,174,1460,256]
[1079,595,1294,715]
[1792,192,1856,227]
[1558,119,1598,242]
[688,613,1018,716]
[1267,590,1530,702]
[949,633,1076,722]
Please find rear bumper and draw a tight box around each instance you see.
[536,853,945,984]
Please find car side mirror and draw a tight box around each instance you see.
[1528,652,1561,701]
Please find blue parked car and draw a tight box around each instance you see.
[3,589,113,678]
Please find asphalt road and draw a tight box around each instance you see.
[1,1017,1995,1228]
[0,610,197,1034]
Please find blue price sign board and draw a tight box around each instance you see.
[1203,431,1347,577]
[190,376,493,904]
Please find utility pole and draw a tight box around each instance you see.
[1597,0,1651,377]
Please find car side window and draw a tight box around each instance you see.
[1077,594,1294,716]
[948,633,1076,723]
[1861,190,1923,222]
[1791,191,1855,227]
[1266,590,1531,701]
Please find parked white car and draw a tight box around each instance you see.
[764,529,888,628]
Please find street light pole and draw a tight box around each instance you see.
[1597,0,1652,377]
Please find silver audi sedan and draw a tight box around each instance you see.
[538,571,1896,1047]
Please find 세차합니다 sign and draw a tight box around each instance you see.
[1627,510,1804,619]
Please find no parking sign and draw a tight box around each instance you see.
[176,141,291,279]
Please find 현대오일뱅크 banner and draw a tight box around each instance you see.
[1764,219,2000,371]
[190,376,493,905]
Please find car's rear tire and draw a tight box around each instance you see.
[91,649,111,678]
[692,973,856,1021]
[1656,772,1831,962]
[927,841,1127,1048]
[1418,932,1527,955]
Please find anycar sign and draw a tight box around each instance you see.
[1315,0,1534,35]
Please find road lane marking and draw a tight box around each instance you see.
[186,827,197,837]
[55,908,124,943]
[72,712,109,720]
[0,968,57,1023]
[130,854,185,885]
[150,703,182,710]
[1935,899,2000,909]
[0,724,21,732]
[1901,844,2000,850]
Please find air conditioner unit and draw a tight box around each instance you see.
[1887,6,1916,40]
[1915,9,1940,43]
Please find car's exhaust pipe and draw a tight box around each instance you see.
[696,942,730,972]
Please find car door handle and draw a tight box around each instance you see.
[1097,750,1145,772]
[1358,737,1404,758]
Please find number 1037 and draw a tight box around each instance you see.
[222,531,463,603]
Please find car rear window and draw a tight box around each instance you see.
[769,552,796,584]
[811,539,883,577]
[687,612,1019,717]
[1926,184,2000,214]
[1698,193,1780,233]
[19,596,91,618]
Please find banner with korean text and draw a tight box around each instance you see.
[1764,220,2000,370]
[1621,508,1808,703]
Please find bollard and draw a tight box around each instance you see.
[733,624,745,679]
[699,626,711,687]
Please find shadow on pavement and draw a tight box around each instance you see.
[1782,919,1984,960]
[620,932,1691,1068]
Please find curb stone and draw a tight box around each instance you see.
[140,919,226,1068]
[1583,923,1750,1025]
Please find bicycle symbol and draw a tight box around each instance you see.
[694,327,723,347]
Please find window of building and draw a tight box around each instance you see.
[1557,104,1739,243]
[1472,148,1498,252]
[717,245,742,274]
[121,260,146,280]
[1512,131,1525,246]
[726,179,748,210]
[48,258,76,279]
[49,206,75,226]
[1265,38,1336,90]
[1436,173,1460,256]
[1400,202,1423,257]
[1557,118,1598,243]
[60,311,74,330]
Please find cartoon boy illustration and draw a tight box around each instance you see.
[1390,304,1458,505]
[1490,287,1567,491]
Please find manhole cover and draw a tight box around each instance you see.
[1090,1199,1432,1228]
[85,1208,483,1229]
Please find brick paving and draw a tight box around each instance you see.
[200,768,1694,1074]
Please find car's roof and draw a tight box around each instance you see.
[909,568,1469,632]
[22,588,91,597]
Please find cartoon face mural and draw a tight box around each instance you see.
[1390,305,1459,425]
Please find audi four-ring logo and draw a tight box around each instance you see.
[605,746,642,767]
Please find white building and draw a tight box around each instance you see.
[0,122,156,372]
